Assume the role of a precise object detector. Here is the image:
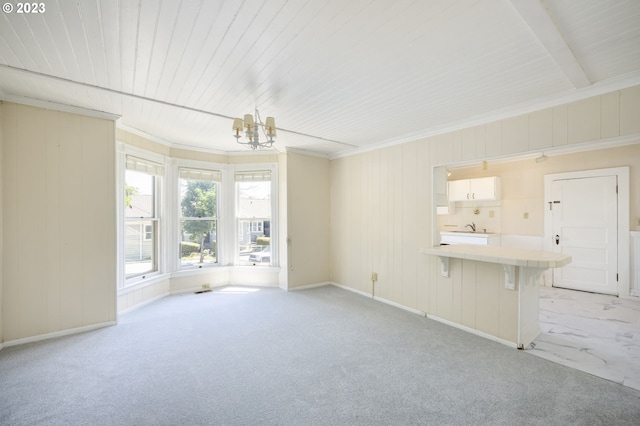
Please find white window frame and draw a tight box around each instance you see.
[178,166,222,269]
[117,148,279,288]
[143,224,153,241]
[117,144,166,289]
[232,165,278,267]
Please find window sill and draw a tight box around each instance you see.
[171,264,280,279]
[172,266,227,279]
[232,265,281,273]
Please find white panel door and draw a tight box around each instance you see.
[551,176,618,294]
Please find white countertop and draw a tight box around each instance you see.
[420,244,572,268]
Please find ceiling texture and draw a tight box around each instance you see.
[0,0,639,157]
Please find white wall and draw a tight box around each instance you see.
[1,102,117,344]
[0,102,4,347]
[330,85,640,313]
[330,143,432,312]
[285,152,331,289]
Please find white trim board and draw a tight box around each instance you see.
[329,283,517,347]
[427,314,519,349]
[287,282,332,291]
[330,76,640,160]
[329,282,426,317]
[2,322,117,349]
[118,293,169,315]
[1,93,120,121]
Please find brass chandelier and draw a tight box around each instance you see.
[232,107,276,150]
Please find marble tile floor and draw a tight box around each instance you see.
[528,286,640,390]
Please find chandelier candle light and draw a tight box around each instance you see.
[232,107,276,150]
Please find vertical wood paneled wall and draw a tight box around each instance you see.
[330,86,640,313]
[0,104,3,345]
[1,102,116,343]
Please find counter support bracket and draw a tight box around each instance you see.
[439,256,450,277]
[503,264,516,290]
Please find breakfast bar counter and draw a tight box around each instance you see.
[420,244,571,348]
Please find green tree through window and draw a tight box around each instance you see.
[181,180,217,264]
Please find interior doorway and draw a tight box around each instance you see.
[544,167,630,297]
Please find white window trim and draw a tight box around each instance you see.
[116,145,279,291]
[117,143,167,289]
[176,161,224,269]
[230,163,279,267]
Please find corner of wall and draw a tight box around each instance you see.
[285,152,331,289]
[0,101,4,347]
[278,153,289,290]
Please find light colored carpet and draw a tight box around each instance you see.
[1,285,639,425]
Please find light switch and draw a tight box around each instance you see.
[524,212,529,219]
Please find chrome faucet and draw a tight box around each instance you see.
[465,222,476,232]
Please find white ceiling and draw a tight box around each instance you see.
[1,0,639,157]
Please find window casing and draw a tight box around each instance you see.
[236,170,272,266]
[179,168,220,268]
[124,156,163,281]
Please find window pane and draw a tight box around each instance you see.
[125,220,157,277]
[180,174,218,268]
[238,220,270,265]
[180,178,217,218]
[125,170,155,218]
[181,220,217,266]
[237,179,271,266]
[237,181,270,218]
[125,169,158,280]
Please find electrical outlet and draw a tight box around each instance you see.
[202,283,210,289]
[524,212,529,219]
[371,272,378,282]
[489,210,495,218]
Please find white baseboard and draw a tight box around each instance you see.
[329,282,426,317]
[170,285,218,295]
[2,321,117,349]
[427,314,518,349]
[373,295,426,317]
[118,293,169,315]
[330,282,373,299]
[287,282,331,291]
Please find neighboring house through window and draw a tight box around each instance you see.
[236,170,272,265]
[124,155,163,280]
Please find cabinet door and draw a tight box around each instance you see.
[470,177,497,200]
[448,179,470,201]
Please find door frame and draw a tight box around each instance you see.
[543,167,630,298]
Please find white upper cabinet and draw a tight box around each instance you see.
[448,179,471,201]
[448,176,501,201]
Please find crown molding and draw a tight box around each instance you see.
[0,93,120,121]
[441,133,640,170]
[283,147,331,159]
[329,73,640,160]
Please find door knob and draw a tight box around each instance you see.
[555,235,560,245]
